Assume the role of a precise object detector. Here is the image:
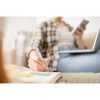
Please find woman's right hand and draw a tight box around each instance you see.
[28,51,50,71]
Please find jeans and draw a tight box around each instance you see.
[57,45,100,72]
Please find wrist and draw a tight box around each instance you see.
[28,49,36,58]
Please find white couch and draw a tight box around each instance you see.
[83,32,96,48]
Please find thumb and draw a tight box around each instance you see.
[44,58,50,67]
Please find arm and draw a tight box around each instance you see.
[75,37,87,49]
[27,25,42,57]
[73,26,87,49]
[27,24,50,71]
[27,24,43,71]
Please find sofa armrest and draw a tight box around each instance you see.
[83,32,96,48]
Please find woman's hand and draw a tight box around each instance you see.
[73,25,85,40]
[73,25,87,49]
[28,51,50,71]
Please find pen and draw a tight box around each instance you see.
[33,58,49,69]
[33,48,51,70]
[33,59,44,67]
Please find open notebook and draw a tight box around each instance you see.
[4,65,62,83]
[19,71,61,83]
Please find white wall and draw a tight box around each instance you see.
[3,17,37,49]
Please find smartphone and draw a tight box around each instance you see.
[71,19,89,34]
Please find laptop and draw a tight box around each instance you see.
[58,26,100,54]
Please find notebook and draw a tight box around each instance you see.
[4,65,62,83]
[19,71,62,83]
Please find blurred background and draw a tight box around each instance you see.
[0,17,100,67]
[1,17,37,66]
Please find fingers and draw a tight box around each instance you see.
[28,58,48,72]
[28,50,50,71]
[28,59,38,71]
[37,66,46,71]
[75,27,83,34]
[29,51,38,60]
[28,59,37,67]
[28,63,37,71]
[28,62,37,71]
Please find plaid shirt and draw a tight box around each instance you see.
[27,19,73,69]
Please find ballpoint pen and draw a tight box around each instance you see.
[33,59,50,71]
[32,48,48,70]
[32,59,44,67]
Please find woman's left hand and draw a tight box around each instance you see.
[73,25,87,49]
[73,25,86,40]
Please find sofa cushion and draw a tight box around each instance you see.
[83,32,96,48]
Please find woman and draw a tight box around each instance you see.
[56,17,87,58]
[27,17,86,71]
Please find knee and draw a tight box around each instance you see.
[57,52,100,72]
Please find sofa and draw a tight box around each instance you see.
[83,32,96,48]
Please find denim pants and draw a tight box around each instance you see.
[57,45,100,72]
